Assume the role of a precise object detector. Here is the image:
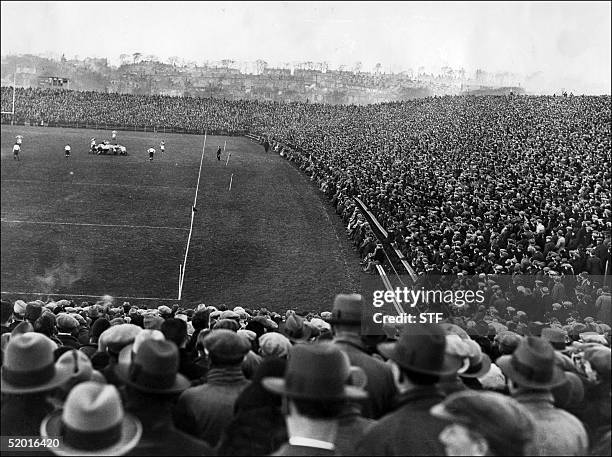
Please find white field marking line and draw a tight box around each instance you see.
[0,291,179,301]
[179,132,206,299]
[2,179,195,191]
[229,173,234,191]
[0,219,189,231]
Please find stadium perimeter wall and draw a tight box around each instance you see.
[1,117,247,137]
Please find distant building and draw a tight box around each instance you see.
[37,76,69,89]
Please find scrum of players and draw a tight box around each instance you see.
[11,132,168,161]
[90,138,128,155]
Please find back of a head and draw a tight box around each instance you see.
[161,318,187,348]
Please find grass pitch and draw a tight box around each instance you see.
[2,125,382,312]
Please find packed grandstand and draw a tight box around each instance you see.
[1,86,611,456]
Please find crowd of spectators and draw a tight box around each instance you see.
[1,292,610,456]
[3,88,609,280]
[1,87,610,455]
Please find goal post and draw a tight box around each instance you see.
[1,72,17,124]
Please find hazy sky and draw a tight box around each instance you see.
[1,1,610,93]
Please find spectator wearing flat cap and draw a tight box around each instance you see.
[161,318,206,381]
[174,329,251,447]
[40,381,142,456]
[217,357,289,456]
[79,318,111,359]
[8,300,27,331]
[56,313,81,349]
[96,324,142,386]
[262,344,369,456]
[498,337,589,455]
[1,333,72,437]
[431,390,535,456]
[112,339,213,456]
[330,293,398,419]
[357,323,463,456]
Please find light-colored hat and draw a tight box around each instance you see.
[1,333,72,394]
[40,382,142,456]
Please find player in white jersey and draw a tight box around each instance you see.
[111,130,117,143]
[160,140,165,154]
[13,144,20,161]
[65,144,71,158]
[90,138,96,154]
[148,147,155,161]
[15,135,23,145]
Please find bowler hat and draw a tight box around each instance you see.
[40,382,142,456]
[1,333,72,394]
[497,337,566,389]
[262,343,368,400]
[116,339,190,394]
[329,294,364,325]
[378,323,463,376]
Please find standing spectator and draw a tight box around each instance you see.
[430,390,535,456]
[1,333,71,436]
[115,339,213,456]
[357,324,462,455]
[497,337,589,455]
[595,286,611,326]
[330,293,398,419]
[161,318,206,381]
[40,382,142,456]
[174,329,251,447]
[262,344,368,456]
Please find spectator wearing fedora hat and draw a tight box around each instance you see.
[431,390,535,456]
[1,333,72,437]
[174,329,251,447]
[497,337,589,455]
[113,339,213,456]
[262,344,368,456]
[357,323,463,456]
[40,381,142,456]
[330,294,397,420]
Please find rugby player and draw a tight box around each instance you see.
[160,140,165,154]
[13,143,20,161]
[111,130,117,144]
[148,147,155,161]
[65,144,71,158]
[90,138,96,154]
[15,135,23,146]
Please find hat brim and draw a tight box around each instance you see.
[261,377,368,401]
[378,342,463,376]
[114,346,191,394]
[460,354,492,379]
[497,355,567,389]
[41,411,142,456]
[1,364,73,395]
